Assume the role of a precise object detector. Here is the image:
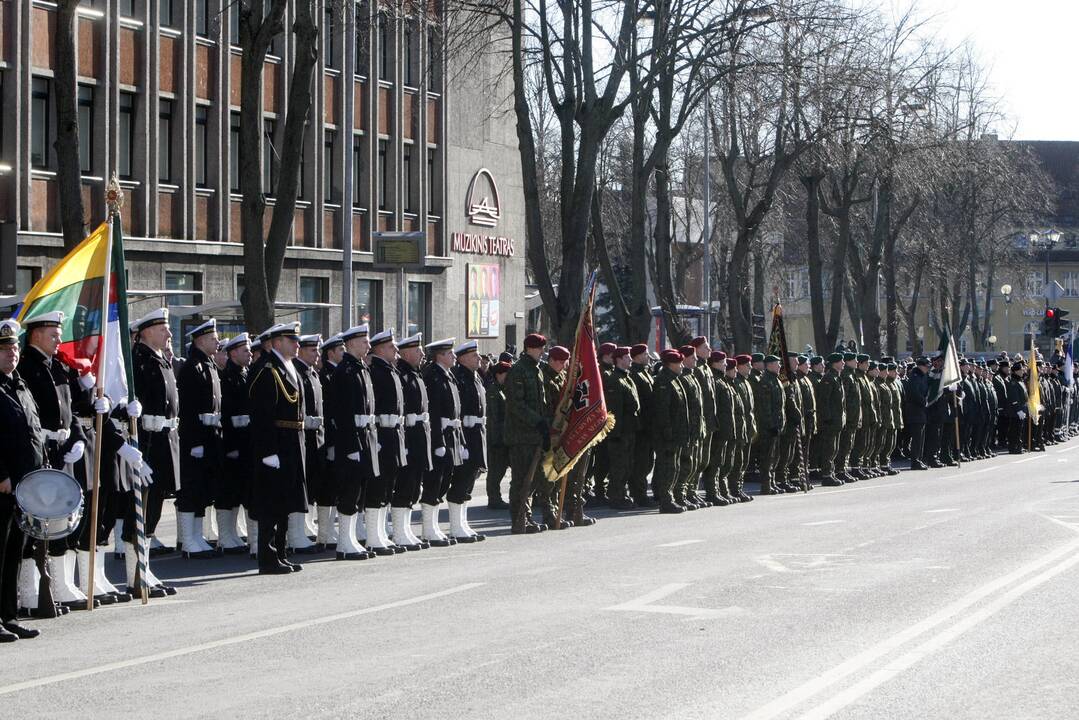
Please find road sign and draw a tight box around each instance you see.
[372,231,426,270]
[1045,280,1065,303]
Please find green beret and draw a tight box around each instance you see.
[797,355,808,364]
[826,352,844,363]
[843,352,856,361]
[810,355,824,365]
[856,353,870,363]
[867,360,877,369]
[763,354,780,363]
[786,351,799,358]
[751,352,765,362]
[886,362,897,370]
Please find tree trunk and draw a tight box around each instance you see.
[801,173,827,352]
[591,187,632,342]
[883,225,899,356]
[653,156,690,347]
[725,227,752,350]
[264,1,318,303]
[53,0,85,251]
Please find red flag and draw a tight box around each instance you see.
[541,276,616,481]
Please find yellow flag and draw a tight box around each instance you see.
[1027,347,1041,422]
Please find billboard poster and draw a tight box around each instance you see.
[467,263,500,338]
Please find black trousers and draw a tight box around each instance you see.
[257,514,288,568]
[420,454,455,505]
[335,458,369,516]
[216,455,247,510]
[120,482,168,543]
[908,423,926,464]
[1007,415,1024,451]
[393,464,424,508]
[447,461,481,504]
[176,457,214,514]
[75,479,119,551]
[0,498,23,623]
[923,420,942,462]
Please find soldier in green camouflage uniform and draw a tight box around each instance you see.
[504,334,551,534]
[628,345,656,506]
[807,356,825,474]
[651,349,691,513]
[775,353,804,492]
[704,352,737,505]
[815,353,846,485]
[677,347,707,508]
[788,354,816,489]
[605,347,641,509]
[485,361,512,509]
[730,355,757,501]
[875,360,902,475]
[587,344,618,504]
[756,355,787,495]
[536,345,571,528]
[689,337,719,505]
[852,354,879,478]
[836,352,862,482]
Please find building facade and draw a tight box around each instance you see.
[0,0,527,351]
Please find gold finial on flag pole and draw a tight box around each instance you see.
[106,174,124,218]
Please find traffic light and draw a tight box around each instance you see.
[1056,307,1071,337]
[1044,307,1057,337]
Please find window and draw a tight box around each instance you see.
[427,29,439,91]
[324,9,336,69]
[158,99,173,182]
[229,112,240,191]
[407,282,430,339]
[324,129,336,200]
[196,0,209,37]
[378,13,390,80]
[120,0,137,17]
[265,0,278,55]
[78,85,94,174]
[118,93,135,179]
[230,3,240,44]
[16,267,41,296]
[1064,271,1079,298]
[31,78,50,169]
[299,277,329,336]
[355,2,369,76]
[404,21,415,86]
[160,0,174,28]
[353,136,364,206]
[263,119,276,195]
[165,271,201,343]
[377,139,387,210]
[1026,271,1044,298]
[195,106,209,187]
[427,148,437,212]
[402,144,413,212]
[357,278,383,326]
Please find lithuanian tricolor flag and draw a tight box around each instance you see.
[16,216,133,403]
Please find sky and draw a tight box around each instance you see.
[916,0,1078,141]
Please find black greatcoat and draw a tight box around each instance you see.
[369,354,407,472]
[397,358,433,472]
[330,353,379,514]
[219,359,251,510]
[131,341,180,494]
[294,357,329,504]
[17,344,86,469]
[453,364,488,470]
[248,351,308,518]
[175,345,222,510]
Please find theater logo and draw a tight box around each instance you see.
[452,168,515,257]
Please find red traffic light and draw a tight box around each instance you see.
[1047,308,1056,318]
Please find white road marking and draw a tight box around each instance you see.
[802,520,846,526]
[813,482,906,496]
[797,548,1079,719]
[1056,443,1079,453]
[941,466,997,479]
[606,583,738,619]
[658,539,705,548]
[755,556,791,573]
[0,583,485,697]
[739,536,1079,720]
[1012,455,1044,464]
[924,508,959,513]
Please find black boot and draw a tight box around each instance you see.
[258,521,290,575]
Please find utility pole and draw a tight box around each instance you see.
[701,94,711,342]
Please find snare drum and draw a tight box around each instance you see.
[14,468,85,541]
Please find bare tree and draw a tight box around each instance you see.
[53,0,86,251]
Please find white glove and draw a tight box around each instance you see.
[190,446,204,459]
[461,447,470,461]
[1039,404,1045,414]
[434,447,446,458]
[79,373,96,390]
[138,463,154,484]
[947,382,959,392]
[347,451,361,462]
[127,400,142,418]
[117,442,143,469]
[262,454,281,469]
[956,392,964,401]
[94,396,112,414]
[63,440,85,465]
[376,443,382,453]
[1018,410,1027,420]
[304,416,322,430]
[231,415,251,428]
[226,450,239,459]
[326,446,335,462]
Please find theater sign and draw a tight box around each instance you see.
[451,168,516,258]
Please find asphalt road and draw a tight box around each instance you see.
[5,444,1079,720]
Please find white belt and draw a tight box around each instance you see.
[141,415,179,432]
[198,412,222,427]
[354,414,377,428]
[377,414,401,428]
[462,415,483,428]
[441,418,462,430]
[304,415,323,430]
[42,428,71,444]
[77,417,95,430]
[405,412,429,427]
[230,414,250,428]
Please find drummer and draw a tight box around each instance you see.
[0,319,45,641]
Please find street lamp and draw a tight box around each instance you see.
[1001,283,1012,350]
[988,334,997,349]
[1029,229,1062,308]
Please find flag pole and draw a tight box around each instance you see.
[84,184,121,610]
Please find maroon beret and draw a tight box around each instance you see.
[735,354,752,365]
[689,336,708,348]
[548,345,570,362]
[678,345,694,358]
[709,350,727,363]
[725,358,737,370]
[493,361,512,375]
[524,333,547,349]
[630,343,649,357]
[613,346,631,359]
[598,342,617,357]
[660,349,684,364]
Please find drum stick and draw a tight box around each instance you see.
[86,388,105,611]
